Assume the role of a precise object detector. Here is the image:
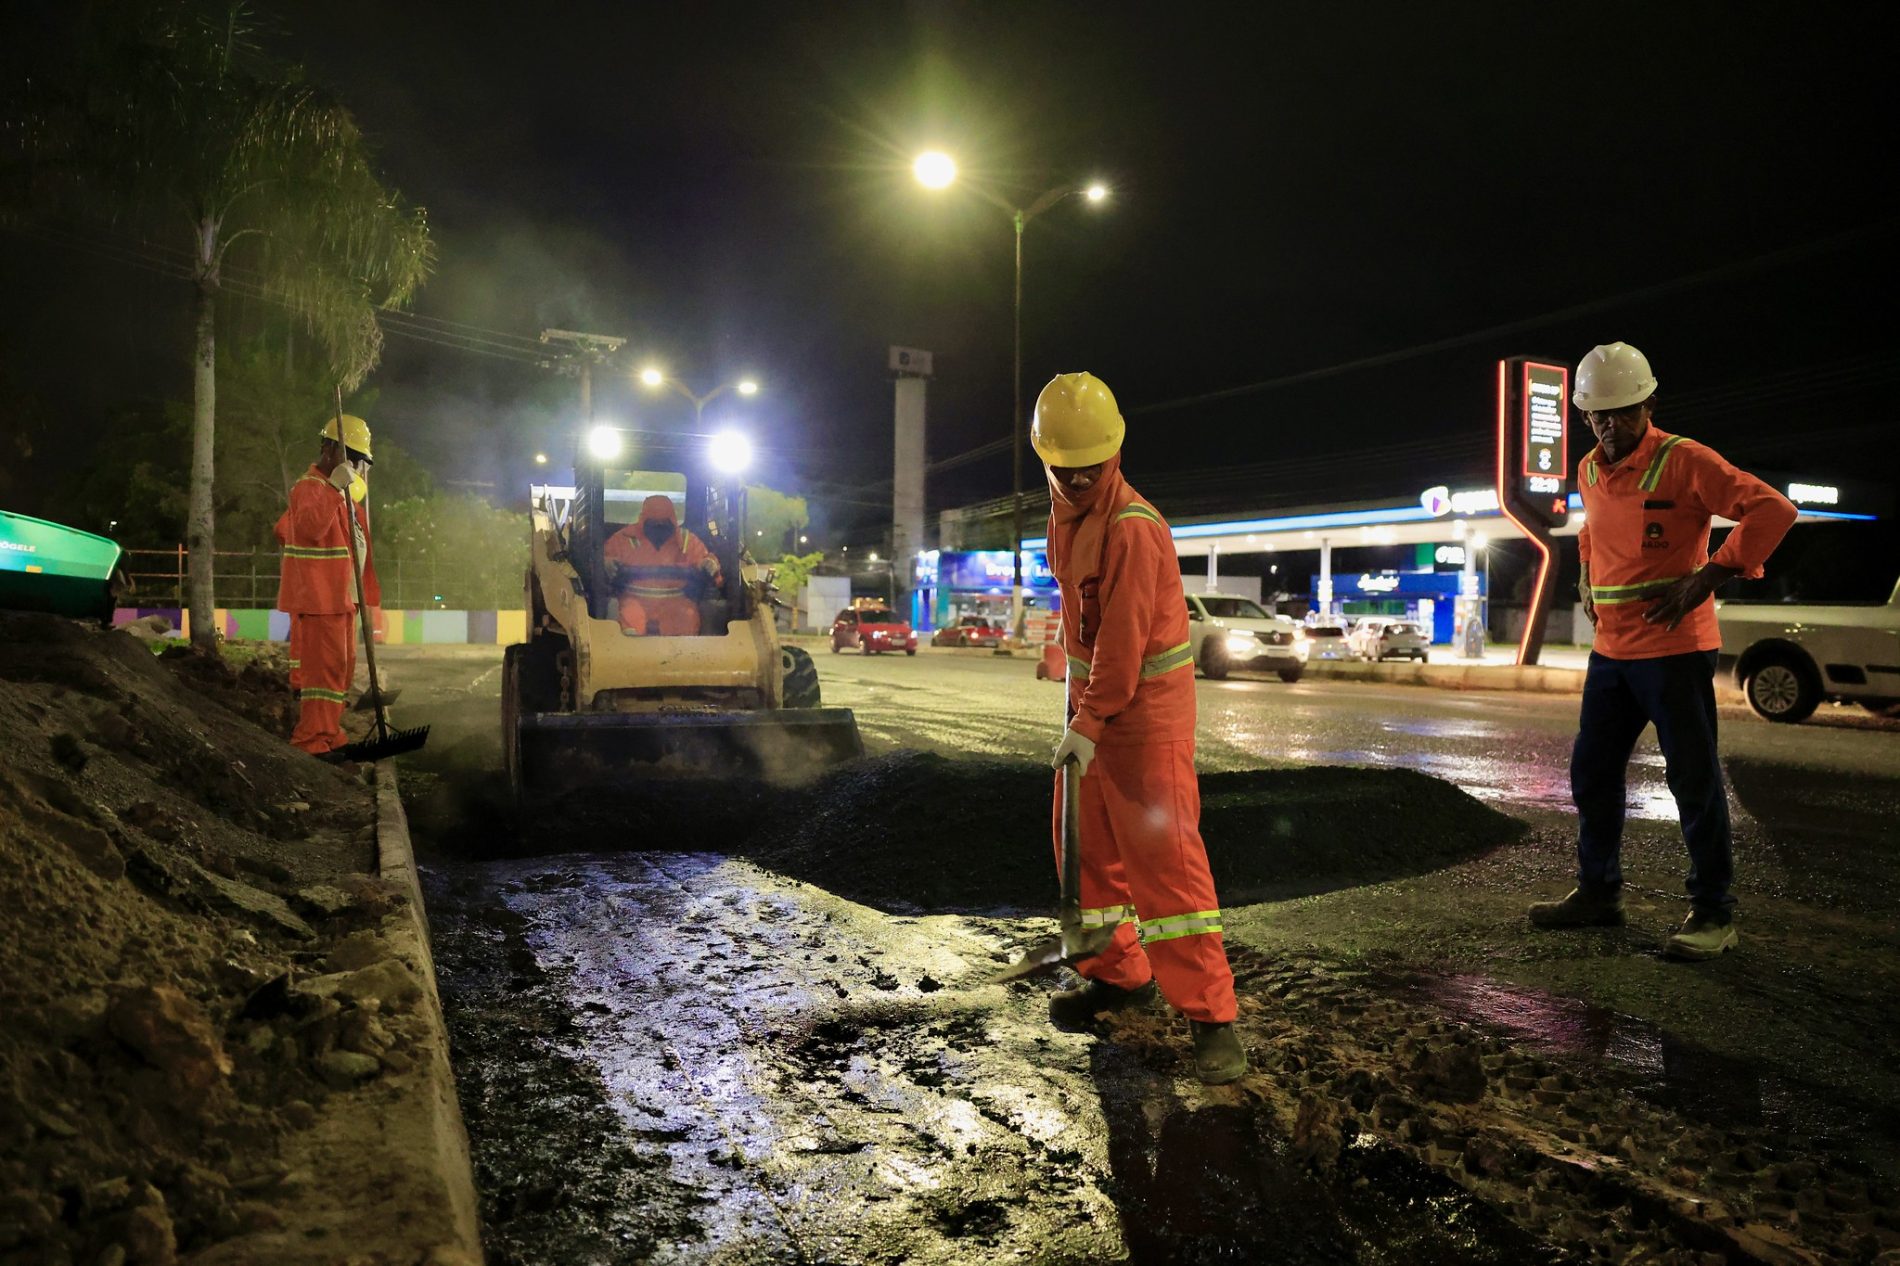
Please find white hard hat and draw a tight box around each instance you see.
[1573,342,1658,412]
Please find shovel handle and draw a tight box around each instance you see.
[1059,756,1082,908]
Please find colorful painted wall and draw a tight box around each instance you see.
[114,608,529,646]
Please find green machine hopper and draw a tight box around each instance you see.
[0,511,124,623]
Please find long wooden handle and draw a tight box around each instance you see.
[334,388,386,733]
[1058,758,1081,908]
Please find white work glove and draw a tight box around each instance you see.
[327,464,354,492]
[1052,727,1096,778]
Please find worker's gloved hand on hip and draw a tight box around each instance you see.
[327,463,354,492]
[1052,727,1096,778]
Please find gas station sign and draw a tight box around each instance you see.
[1521,361,1568,488]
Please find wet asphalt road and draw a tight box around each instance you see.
[386,644,1900,1264]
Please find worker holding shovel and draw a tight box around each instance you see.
[1033,372,1244,1085]
[275,415,373,758]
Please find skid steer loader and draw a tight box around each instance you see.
[502,429,862,799]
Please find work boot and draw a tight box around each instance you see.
[1048,978,1157,1031]
[1527,886,1625,929]
[1665,910,1737,960]
[1190,1021,1248,1085]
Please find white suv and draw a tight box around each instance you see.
[1186,593,1307,682]
[1717,576,1900,723]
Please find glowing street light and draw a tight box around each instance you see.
[639,368,761,425]
[912,150,957,190]
[910,157,1113,646]
[533,452,549,465]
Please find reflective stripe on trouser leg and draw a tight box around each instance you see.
[1054,766,1150,993]
[1089,738,1236,1023]
[290,612,353,754]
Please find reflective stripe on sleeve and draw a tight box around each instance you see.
[1068,654,1091,682]
[1140,909,1223,943]
[1115,503,1163,526]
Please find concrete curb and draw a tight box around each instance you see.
[1301,657,1748,704]
[374,761,486,1264]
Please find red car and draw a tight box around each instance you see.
[831,606,917,655]
[931,615,1006,648]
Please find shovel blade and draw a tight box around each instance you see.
[352,686,402,712]
[994,921,1121,984]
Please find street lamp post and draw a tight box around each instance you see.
[913,153,1109,648]
[638,367,760,427]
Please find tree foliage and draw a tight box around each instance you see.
[373,491,525,609]
[9,1,433,643]
[745,484,810,555]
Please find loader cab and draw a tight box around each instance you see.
[566,430,751,633]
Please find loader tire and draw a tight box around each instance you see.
[781,645,822,708]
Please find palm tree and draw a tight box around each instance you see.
[12,3,432,646]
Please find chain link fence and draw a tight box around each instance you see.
[120,548,522,610]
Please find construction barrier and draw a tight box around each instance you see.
[113,608,529,647]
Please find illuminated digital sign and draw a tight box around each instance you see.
[1521,361,1569,483]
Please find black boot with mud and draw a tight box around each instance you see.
[1049,978,1158,1031]
[1190,1020,1247,1085]
[1527,885,1626,928]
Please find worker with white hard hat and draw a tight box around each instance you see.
[1528,343,1797,959]
[1033,371,1244,1085]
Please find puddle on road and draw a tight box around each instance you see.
[1403,972,1900,1158]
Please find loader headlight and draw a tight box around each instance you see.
[709,430,752,475]
[587,425,623,461]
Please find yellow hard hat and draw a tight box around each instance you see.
[1031,372,1124,467]
[318,414,374,462]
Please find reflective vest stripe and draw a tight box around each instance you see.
[1139,641,1193,679]
[1115,503,1162,526]
[1589,574,1690,604]
[1140,909,1223,943]
[1638,435,1687,492]
[625,584,686,600]
[1080,904,1130,929]
[1585,459,1598,487]
[298,687,349,704]
[1068,641,1194,685]
[284,546,350,559]
[287,659,302,669]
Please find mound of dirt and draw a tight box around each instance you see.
[0,614,418,1265]
[748,751,1527,914]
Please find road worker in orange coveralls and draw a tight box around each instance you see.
[605,494,723,636]
[276,415,374,757]
[1035,372,1245,1086]
[1528,343,1796,960]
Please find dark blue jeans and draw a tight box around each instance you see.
[1571,650,1734,918]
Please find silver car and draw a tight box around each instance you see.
[1302,622,1355,661]
[1365,619,1430,662]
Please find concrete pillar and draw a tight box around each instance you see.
[1206,541,1220,594]
[1317,537,1333,615]
[892,376,926,611]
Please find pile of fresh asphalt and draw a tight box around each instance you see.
[0,614,427,1265]
[516,750,1526,914]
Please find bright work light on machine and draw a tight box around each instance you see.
[587,425,623,461]
[708,429,752,474]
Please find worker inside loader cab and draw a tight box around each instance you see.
[605,494,723,636]
[1034,372,1246,1086]
[276,415,375,758]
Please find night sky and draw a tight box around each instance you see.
[4,1,1894,549]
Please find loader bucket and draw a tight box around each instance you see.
[515,707,863,795]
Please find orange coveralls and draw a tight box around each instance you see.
[604,495,722,636]
[1578,427,1797,658]
[1051,459,1236,1025]
[276,466,359,754]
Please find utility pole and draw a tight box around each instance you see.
[538,328,627,428]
